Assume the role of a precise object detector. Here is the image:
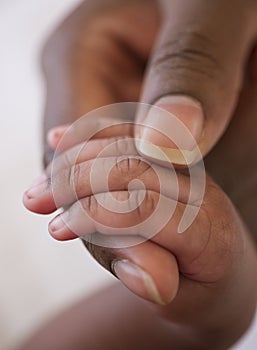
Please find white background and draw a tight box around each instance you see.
[0,0,256,349]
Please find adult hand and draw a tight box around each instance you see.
[43,0,257,165]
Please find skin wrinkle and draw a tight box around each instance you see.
[114,157,152,179]
[24,1,257,348]
[151,31,222,79]
[48,158,202,210]
[135,191,157,223]
[74,188,206,279]
[83,190,156,228]
[70,163,82,200]
[151,50,221,79]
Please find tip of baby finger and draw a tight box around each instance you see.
[48,219,79,241]
[22,192,56,214]
[49,231,79,241]
[47,125,70,149]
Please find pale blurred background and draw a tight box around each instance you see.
[0,0,256,349]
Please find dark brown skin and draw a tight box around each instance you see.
[21,1,257,349]
[42,0,257,164]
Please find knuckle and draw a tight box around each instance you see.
[152,30,222,79]
[80,195,99,218]
[135,190,157,221]
[62,149,73,169]
[115,156,132,174]
[144,190,158,213]
[115,156,151,179]
[71,163,82,194]
[99,136,126,156]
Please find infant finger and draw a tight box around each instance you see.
[48,186,214,282]
[47,136,138,176]
[47,124,71,150]
[49,191,168,239]
[48,118,133,153]
[24,155,199,215]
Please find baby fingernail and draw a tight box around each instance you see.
[47,125,68,145]
[112,259,165,305]
[26,175,48,199]
[49,215,65,233]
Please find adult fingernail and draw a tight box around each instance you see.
[112,259,165,305]
[25,175,48,199]
[136,95,204,165]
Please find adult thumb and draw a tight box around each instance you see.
[136,0,257,165]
